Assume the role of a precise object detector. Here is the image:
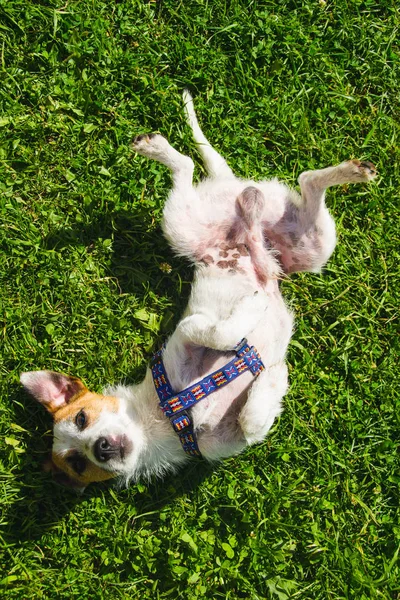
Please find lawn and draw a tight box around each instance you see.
[0,0,399,598]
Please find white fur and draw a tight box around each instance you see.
[53,397,147,479]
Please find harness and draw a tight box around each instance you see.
[151,339,265,458]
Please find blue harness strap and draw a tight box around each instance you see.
[151,339,265,458]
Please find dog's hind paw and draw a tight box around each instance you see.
[348,159,378,181]
[133,133,156,144]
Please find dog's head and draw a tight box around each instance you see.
[20,371,144,491]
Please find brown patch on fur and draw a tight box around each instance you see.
[202,254,214,265]
[51,451,115,487]
[49,391,120,487]
[237,244,249,256]
[217,260,229,269]
[53,391,119,424]
[219,242,229,251]
[219,250,229,257]
[232,252,240,258]
[227,259,238,269]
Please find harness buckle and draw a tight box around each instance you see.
[233,338,247,353]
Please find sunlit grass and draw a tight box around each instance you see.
[0,1,399,598]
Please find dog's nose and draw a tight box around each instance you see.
[94,437,120,462]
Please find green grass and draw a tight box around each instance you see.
[1,0,399,597]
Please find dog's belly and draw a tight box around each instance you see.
[199,242,253,273]
[190,179,292,286]
[193,177,290,227]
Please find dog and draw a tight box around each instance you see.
[20,91,376,491]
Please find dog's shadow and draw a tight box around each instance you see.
[44,203,192,299]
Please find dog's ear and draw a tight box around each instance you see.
[44,457,86,493]
[20,371,86,414]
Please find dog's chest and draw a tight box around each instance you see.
[161,281,293,438]
[166,345,255,428]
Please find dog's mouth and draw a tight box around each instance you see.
[119,435,132,460]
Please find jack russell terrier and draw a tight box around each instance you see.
[20,91,376,491]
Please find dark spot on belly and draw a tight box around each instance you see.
[232,252,240,258]
[237,244,249,256]
[227,259,238,269]
[217,260,229,269]
[219,250,229,257]
[202,254,214,265]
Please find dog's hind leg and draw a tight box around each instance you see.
[133,133,195,187]
[183,90,235,180]
[263,160,377,273]
[238,362,288,445]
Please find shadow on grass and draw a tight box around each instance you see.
[44,204,193,301]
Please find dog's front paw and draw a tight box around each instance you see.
[132,133,169,158]
[347,159,378,181]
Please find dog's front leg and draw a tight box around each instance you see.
[133,133,205,259]
[177,292,268,351]
[238,362,288,445]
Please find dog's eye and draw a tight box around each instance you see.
[75,410,87,430]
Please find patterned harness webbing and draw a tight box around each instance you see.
[151,338,265,458]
